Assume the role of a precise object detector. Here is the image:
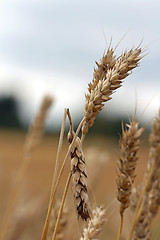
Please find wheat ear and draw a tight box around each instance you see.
[117,119,143,215]
[116,119,143,240]
[67,110,91,220]
[80,206,105,240]
[82,46,143,135]
[0,95,53,240]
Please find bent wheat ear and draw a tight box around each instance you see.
[117,120,143,215]
[68,130,91,220]
[82,46,143,135]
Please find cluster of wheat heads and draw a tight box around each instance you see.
[40,42,156,240]
[1,42,160,240]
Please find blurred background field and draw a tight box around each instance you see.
[0,128,160,239]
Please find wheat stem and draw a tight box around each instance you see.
[41,109,67,240]
[117,214,123,240]
[51,108,68,196]
[52,173,71,240]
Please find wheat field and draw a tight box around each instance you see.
[0,43,160,240]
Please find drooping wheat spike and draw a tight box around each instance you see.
[133,194,151,240]
[47,201,68,240]
[68,127,91,221]
[149,179,160,218]
[80,206,105,240]
[117,120,143,216]
[82,46,143,135]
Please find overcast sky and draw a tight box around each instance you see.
[0,0,160,128]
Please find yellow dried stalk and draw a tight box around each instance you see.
[82,46,143,135]
[68,129,91,220]
[117,120,143,216]
[80,206,105,240]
